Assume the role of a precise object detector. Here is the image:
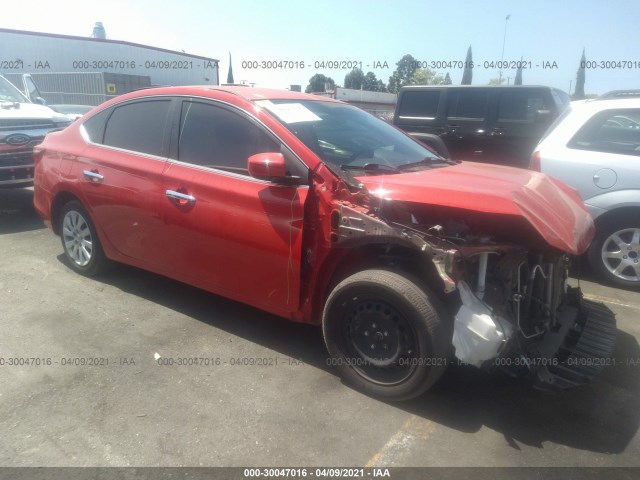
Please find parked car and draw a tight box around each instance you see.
[393,85,570,167]
[0,74,72,187]
[531,97,640,289]
[34,86,615,400]
[4,73,94,120]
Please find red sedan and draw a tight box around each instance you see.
[33,86,615,400]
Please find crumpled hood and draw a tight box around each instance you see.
[357,162,595,255]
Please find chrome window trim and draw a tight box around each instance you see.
[398,115,437,120]
[78,93,311,185]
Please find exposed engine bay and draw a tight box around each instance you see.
[333,200,617,390]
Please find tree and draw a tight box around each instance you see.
[344,68,365,90]
[488,77,506,85]
[412,68,445,85]
[574,48,586,99]
[363,71,386,92]
[461,46,473,85]
[444,73,452,85]
[514,62,523,85]
[227,52,234,84]
[305,74,335,93]
[387,54,419,93]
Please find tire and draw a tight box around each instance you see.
[59,200,109,276]
[588,219,640,289]
[322,269,450,401]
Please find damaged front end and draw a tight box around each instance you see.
[333,193,617,390]
[450,244,616,389]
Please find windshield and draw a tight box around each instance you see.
[256,99,443,174]
[0,76,29,103]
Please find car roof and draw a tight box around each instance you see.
[118,85,342,103]
[399,85,560,90]
[572,97,640,113]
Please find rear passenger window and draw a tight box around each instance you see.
[103,100,171,156]
[498,92,547,122]
[177,101,280,174]
[446,91,488,119]
[398,90,441,118]
[81,108,111,144]
[569,109,640,156]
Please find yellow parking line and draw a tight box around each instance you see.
[365,415,435,467]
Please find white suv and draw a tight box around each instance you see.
[531,96,640,288]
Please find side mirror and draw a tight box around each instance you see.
[248,152,287,181]
[34,97,47,106]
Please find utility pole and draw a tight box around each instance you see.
[499,14,511,84]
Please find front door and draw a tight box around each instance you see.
[160,99,308,316]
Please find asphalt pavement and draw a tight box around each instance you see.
[1,187,639,468]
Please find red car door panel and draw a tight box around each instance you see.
[161,164,307,315]
[74,146,167,264]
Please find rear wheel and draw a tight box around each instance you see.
[588,219,640,289]
[59,201,109,276]
[322,269,450,401]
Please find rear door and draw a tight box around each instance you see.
[159,99,308,315]
[76,98,173,264]
[441,88,491,160]
[547,108,640,202]
[488,88,554,166]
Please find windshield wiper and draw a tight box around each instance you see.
[397,157,458,170]
[341,163,401,174]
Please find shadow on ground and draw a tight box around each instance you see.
[0,188,44,234]
[57,249,640,457]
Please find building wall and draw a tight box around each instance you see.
[0,29,219,86]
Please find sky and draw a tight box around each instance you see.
[3,0,639,95]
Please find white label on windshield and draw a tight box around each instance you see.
[260,102,322,124]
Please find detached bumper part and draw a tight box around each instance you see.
[535,298,617,390]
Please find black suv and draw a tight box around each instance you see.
[393,85,570,167]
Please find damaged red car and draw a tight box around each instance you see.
[33,87,616,401]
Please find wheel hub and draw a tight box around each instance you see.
[346,301,414,368]
[62,210,93,267]
[601,228,640,282]
[601,227,640,282]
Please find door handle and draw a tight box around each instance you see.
[490,127,506,136]
[83,170,104,183]
[444,124,460,136]
[166,189,196,206]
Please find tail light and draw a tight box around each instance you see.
[529,151,541,171]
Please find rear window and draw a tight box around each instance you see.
[397,90,441,118]
[103,100,171,156]
[497,91,547,122]
[568,108,640,156]
[446,90,488,119]
[81,108,111,144]
[551,89,570,110]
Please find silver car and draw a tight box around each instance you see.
[531,96,640,288]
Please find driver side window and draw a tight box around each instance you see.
[177,101,280,174]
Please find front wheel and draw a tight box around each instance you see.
[322,269,450,401]
[588,220,640,289]
[59,200,109,276]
